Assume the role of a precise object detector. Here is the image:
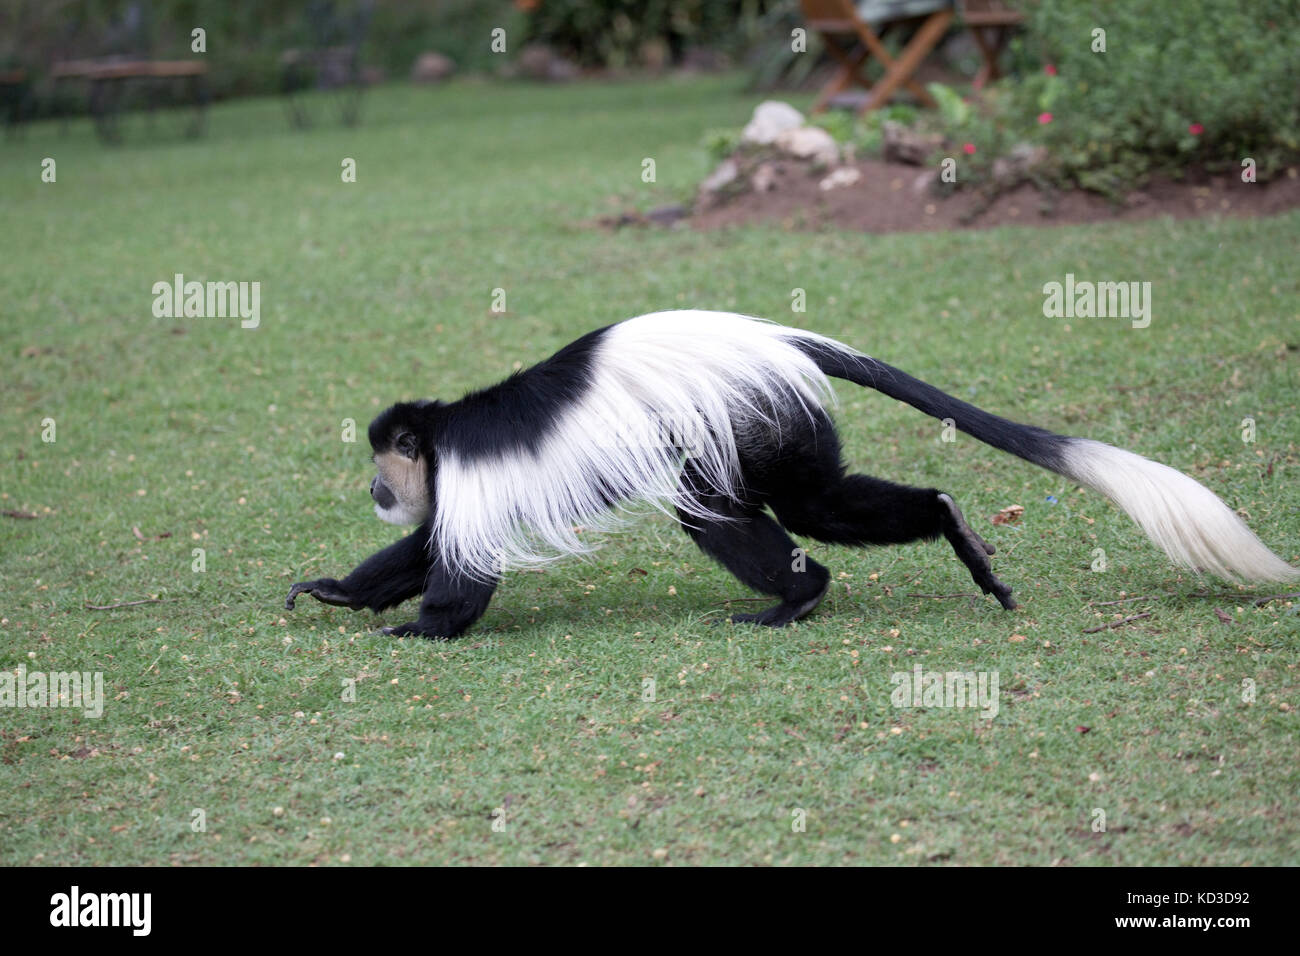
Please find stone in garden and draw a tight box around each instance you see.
[751,162,779,193]
[645,204,689,225]
[818,167,861,191]
[912,169,938,195]
[992,143,1049,184]
[742,101,805,145]
[774,126,840,166]
[411,52,455,83]
[700,158,739,194]
[517,44,579,82]
[882,121,943,165]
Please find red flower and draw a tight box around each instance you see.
[1044,64,1057,76]
[963,142,976,155]
[1189,123,1204,135]
[1037,112,1053,125]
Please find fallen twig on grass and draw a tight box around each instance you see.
[1087,595,1152,607]
[1082,612,1153,633]
[84,598,162,610]
[1252,591,1300,606]
[905,592,981,600]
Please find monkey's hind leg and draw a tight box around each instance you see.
[770,474,1017,610]
[677,495,831,627]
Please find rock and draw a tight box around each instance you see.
[700,158,739,194]
[992,143,1049,184]
[410,51,455,83]
[882,121,943,165]
[517,43,579,82]
[912,169,938,196]
[818,166,861,191]
[742,101,805,146]
[774,126,840,167]
[751,162,779,193]
[599,210,650,230]
[645,203,689,225]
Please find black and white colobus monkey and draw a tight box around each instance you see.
[285,311,1297,638]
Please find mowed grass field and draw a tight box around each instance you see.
[1,76,1297,866]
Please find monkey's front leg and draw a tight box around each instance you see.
[285,522,433,613]
[380,559,498,640]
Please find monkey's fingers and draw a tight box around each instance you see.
[284,582,310,609]
[285,579,353,609]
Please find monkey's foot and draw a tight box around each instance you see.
[377,622,461,640]
[730,580,829,627]
[937,493,1016,610]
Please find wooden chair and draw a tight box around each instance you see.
[800,0,956,114]
[960,1,1025,90]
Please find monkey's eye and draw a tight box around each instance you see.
[395,432,419,460]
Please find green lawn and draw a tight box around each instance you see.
[1,76,1297,865]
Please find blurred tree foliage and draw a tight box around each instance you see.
[0,0,524,112]
[0,0,786,106]
[520,0,783,68]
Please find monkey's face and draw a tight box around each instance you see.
[371,433,428,525]
[369,425,430,526]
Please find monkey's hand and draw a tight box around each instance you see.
[285,578,360,611]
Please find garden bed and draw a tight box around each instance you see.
[688,158,1300,234]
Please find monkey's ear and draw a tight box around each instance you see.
[396,432,420,459]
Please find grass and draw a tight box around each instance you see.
[1,76,1297,866]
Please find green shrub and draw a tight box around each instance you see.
[521,0,782,68]
[947,0,1300,194]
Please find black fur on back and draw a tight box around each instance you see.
[436,324,612,461]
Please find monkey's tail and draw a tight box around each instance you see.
[799,342,1298,583]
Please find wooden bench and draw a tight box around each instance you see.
[50,57,208,142]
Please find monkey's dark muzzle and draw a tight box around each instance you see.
[370,476,397,510]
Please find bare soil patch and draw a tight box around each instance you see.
[688,159,1300,234]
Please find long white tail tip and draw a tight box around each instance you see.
[1061,439,1299,583]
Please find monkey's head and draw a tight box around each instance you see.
[367,400,441,526]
